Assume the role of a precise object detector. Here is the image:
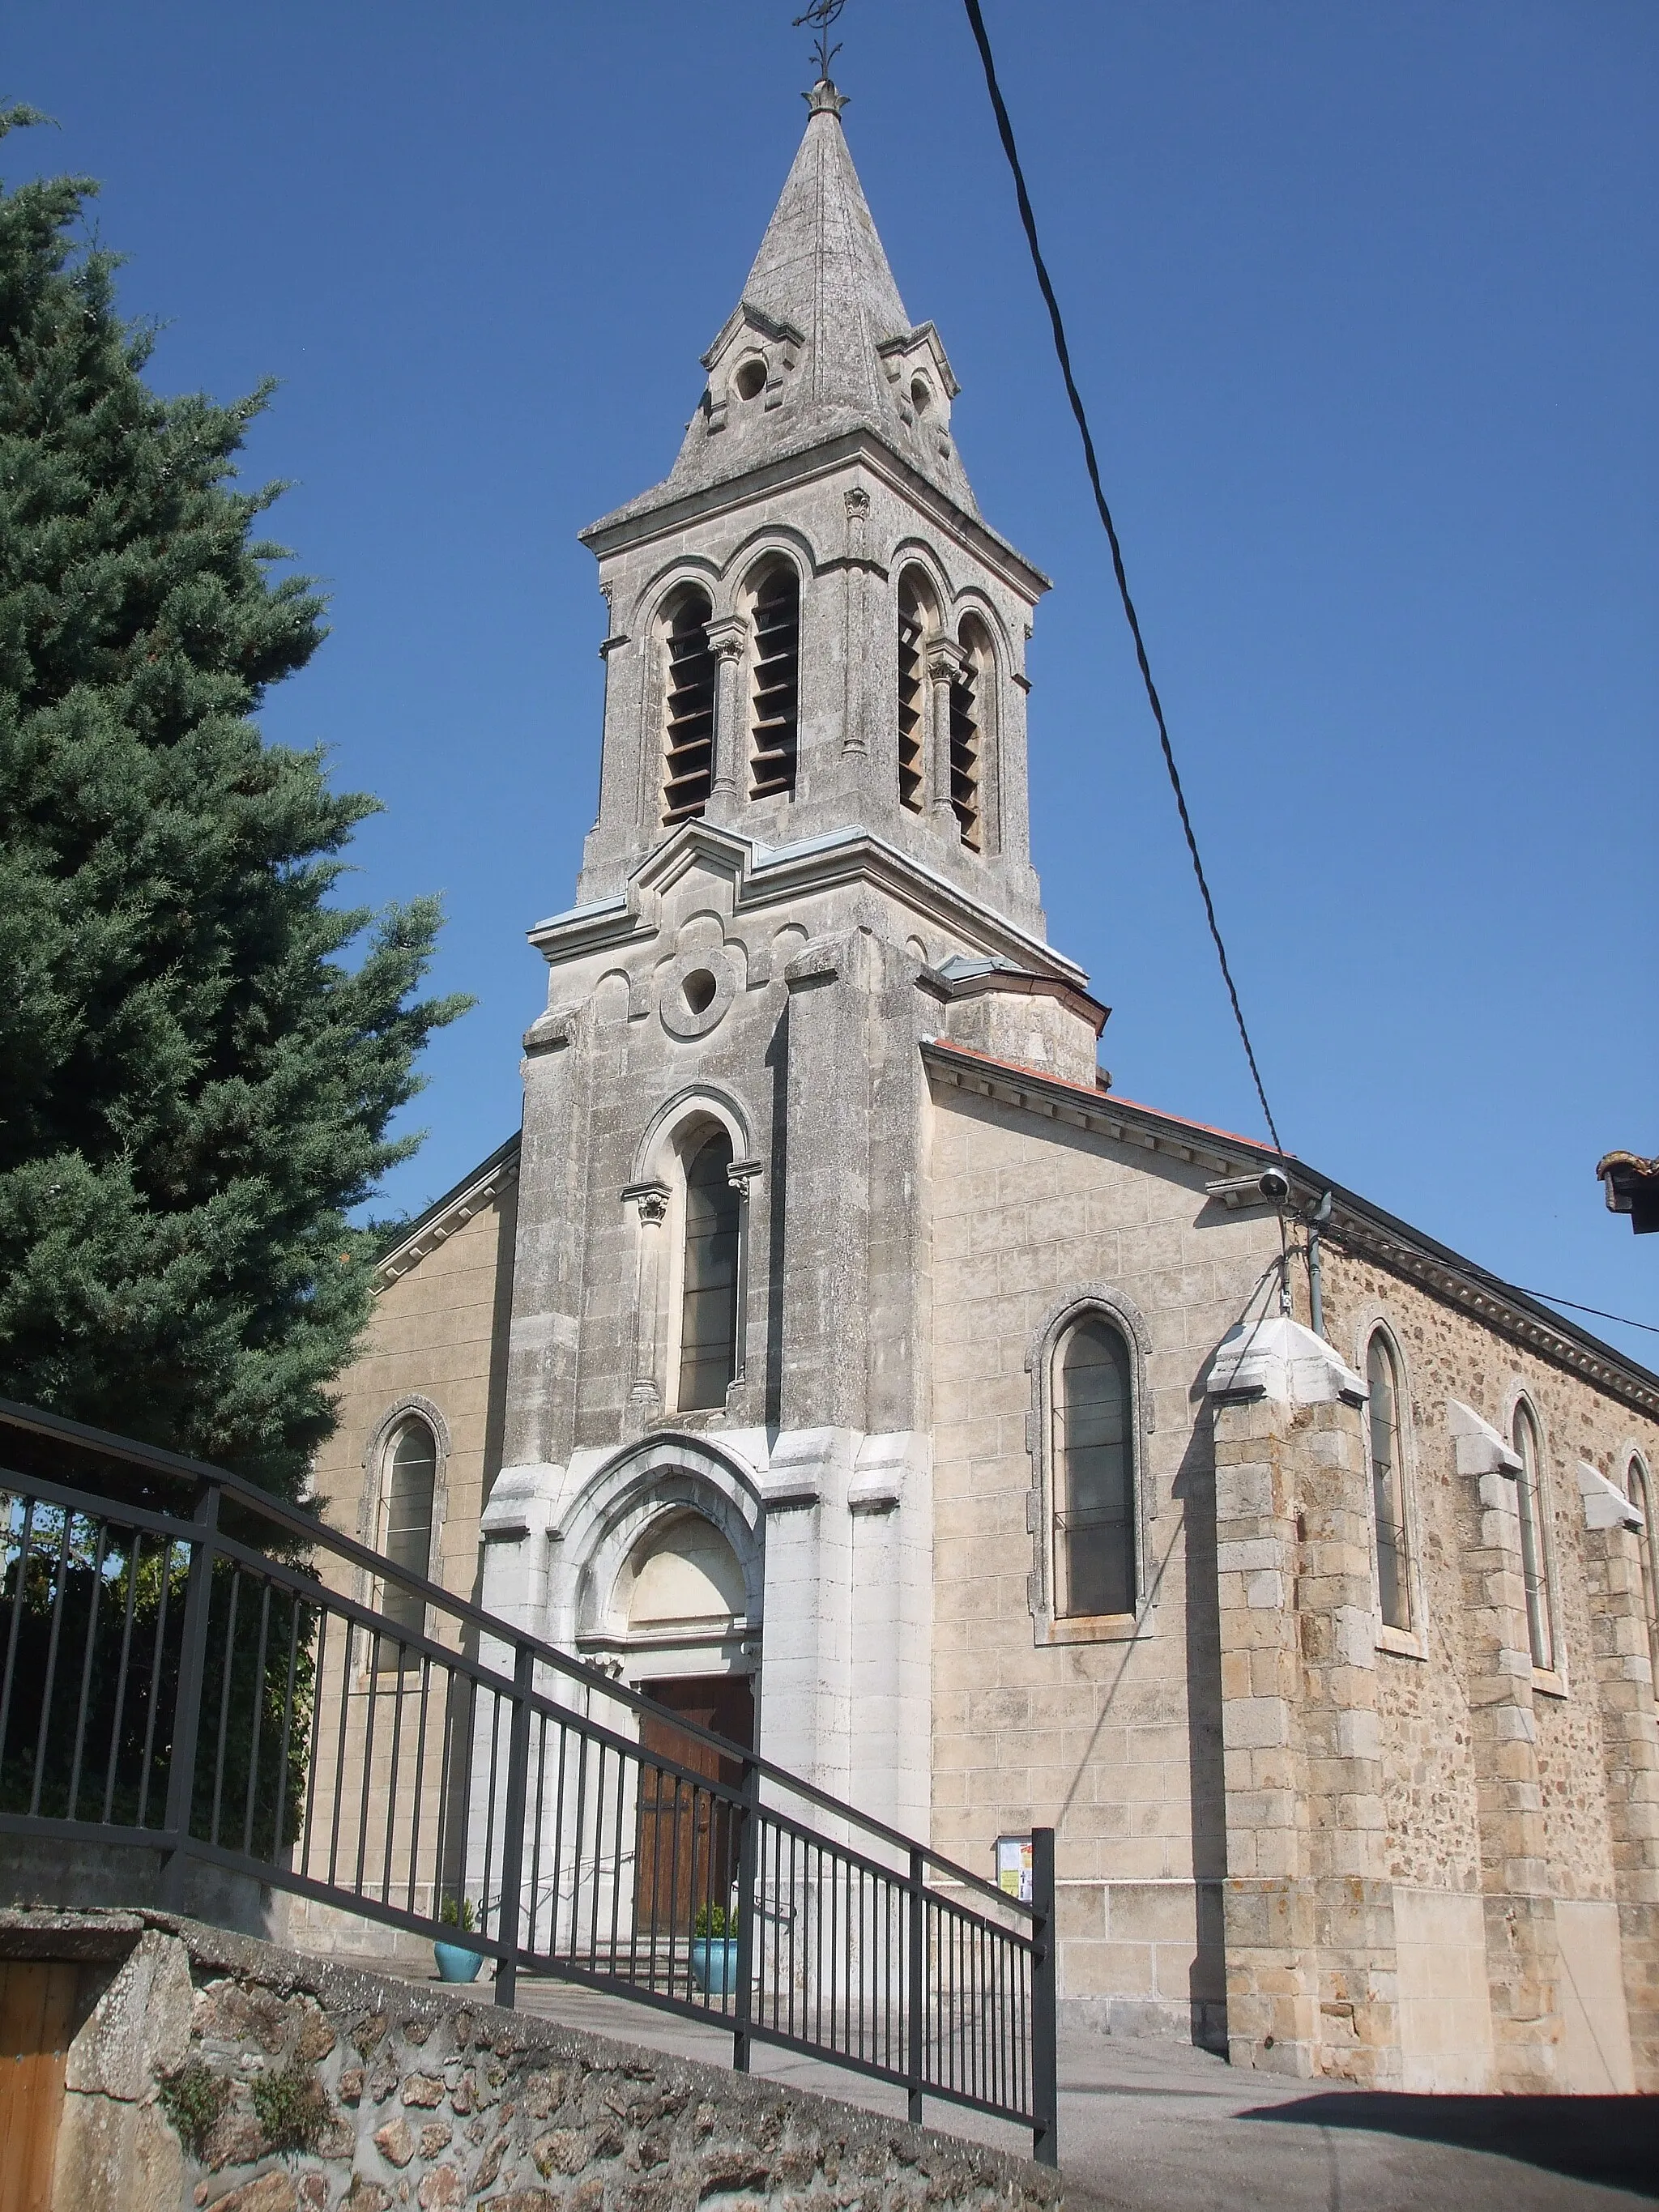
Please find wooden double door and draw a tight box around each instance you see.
[635,1674,753,1942]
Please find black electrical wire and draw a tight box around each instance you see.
[1484,1286,1659,1340]
[961,0,1285,1158]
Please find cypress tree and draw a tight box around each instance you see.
[0,109,468,1496]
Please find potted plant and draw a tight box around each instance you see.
[689,1901,740,1996]
[433,1895,484,1984]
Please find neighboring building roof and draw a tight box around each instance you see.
[924,1038,1659,1418]
[585,79,986,534]
[372,1134,521,1292]
[1597,1151,1659,1234]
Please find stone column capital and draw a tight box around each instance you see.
[705,617,747,662]
[621,1179,671,1227]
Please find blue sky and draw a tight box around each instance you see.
[9,2,1655,1363]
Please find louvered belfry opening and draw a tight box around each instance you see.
[748,563,800,799]
[662,590,716,824]
[897,575,927,813]
[949,647,982,850]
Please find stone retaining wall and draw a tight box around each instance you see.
[4,1909,1057,2212]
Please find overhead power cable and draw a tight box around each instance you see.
[960,0,1285,1157]
[1479,1286,1659,1341]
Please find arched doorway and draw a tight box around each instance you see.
[621,1511,755,1943]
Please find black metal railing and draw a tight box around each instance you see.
[0,1400,1056,2161]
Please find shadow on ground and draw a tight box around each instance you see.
[1239,2092,1659,2198]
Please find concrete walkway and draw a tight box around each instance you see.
[483,1978,1657,2211]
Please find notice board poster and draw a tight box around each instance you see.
[995,1834,1032,1904]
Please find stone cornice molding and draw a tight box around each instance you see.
[922,1039,1659,1421]
[531,820,1085,989]
[373,1140,520,1295]
[581,428,1050,603]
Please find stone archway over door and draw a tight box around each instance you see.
[635,1677,754,1943]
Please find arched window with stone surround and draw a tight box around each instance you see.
[1512,1400,1555,1672]
[747,558,800,800]
[1366,1330,1412,1631]
[661,585,716,825]
[677,1127,741,1411]
[375,1414,437,1665]
[1052,1314,1136,1618]
[1628,1455,1659,1683]
[895,569,935,816]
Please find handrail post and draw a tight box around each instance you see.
[906,1844,925,2125]
[160,1480,221,1912]
[731,1756,758,2073]
[1030,1825,1058,2167]
[493,1642,534,2010]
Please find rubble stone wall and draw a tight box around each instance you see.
[20,1910,1057,2212]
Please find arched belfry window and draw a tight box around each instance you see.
[1512,1401,1555,1671]
[678,1127,741,1411]
[376,1416,437,1665]
[748,562,799,800]
[896,572,931,815]
[662,587,716,825]
[1366,1332,1412,1630]
[950,621,991,852]
[1053,1315,1136,1617]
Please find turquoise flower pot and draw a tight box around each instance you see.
[689,1936,740,1996]
[434,1939,484,1984]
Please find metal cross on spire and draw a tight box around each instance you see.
[791,0,846,84]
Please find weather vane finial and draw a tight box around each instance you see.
[792,0,846,84]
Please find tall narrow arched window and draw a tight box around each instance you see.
[748,563,799,799]
[1629,1456,1659,1684]
[678,1129,740,1411]
[1053,1315,1136,1617]
[377,1417,437,1665]
[949,624,989,852]
[896,573,928,814]
[662,588,715,824]
[1512,1402,1554,1672]
[1366,1332,1412,1630]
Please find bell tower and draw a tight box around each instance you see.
[575,76,1050,940]
[487,79,1103,1833]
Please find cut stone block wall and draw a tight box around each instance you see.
[926,1085,1283,2051]
[15,1907,1057,2212]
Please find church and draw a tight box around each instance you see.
[307,79,1659,2097]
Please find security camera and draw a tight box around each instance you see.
[1203,1166,1293,1208]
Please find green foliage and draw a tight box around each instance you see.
[158,2058,230,2160]
[438,1892,476,1932]
[0,104,468,1495]
[249,2056,331,2157]
[693,1902,738,1938]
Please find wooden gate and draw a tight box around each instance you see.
[0,1961,79,2212]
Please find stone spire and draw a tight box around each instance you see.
[599,80,979,526]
